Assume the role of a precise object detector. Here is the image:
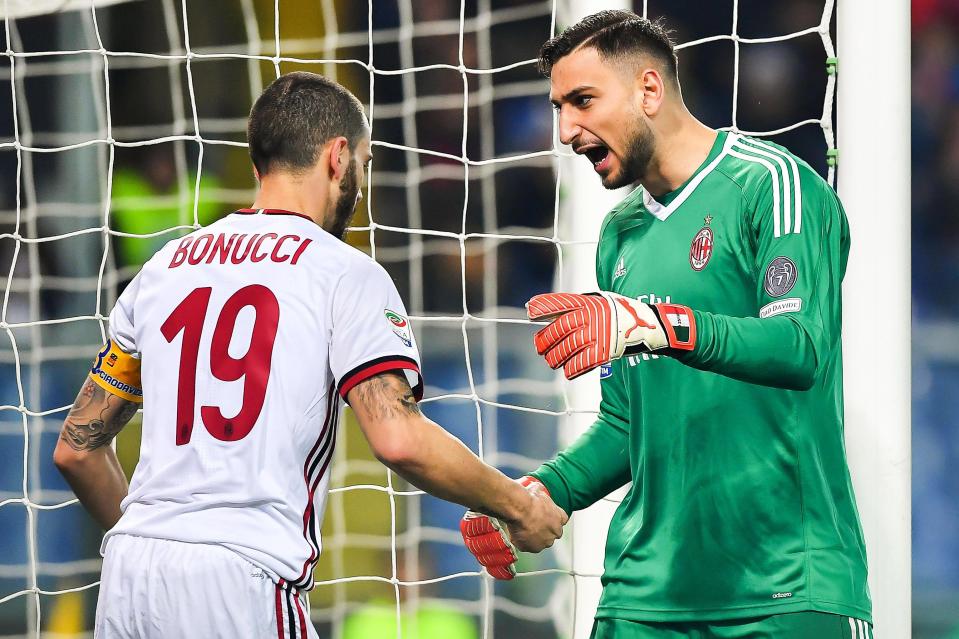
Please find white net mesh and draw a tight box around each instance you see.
[0,1,837,637]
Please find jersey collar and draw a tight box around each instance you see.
[234,208,315,223]
[643,131,734,222]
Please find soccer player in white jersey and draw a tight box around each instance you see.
[53,71,567,639]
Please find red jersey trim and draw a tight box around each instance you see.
[338,356,424,402]
[235,208,315,223]
[274,581,285,639]
[294,592,308,638]
[292,388,337,589]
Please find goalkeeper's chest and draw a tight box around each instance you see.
[604,205,757,315]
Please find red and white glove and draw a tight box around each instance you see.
[526,292,696,380]
[459,476,544,580]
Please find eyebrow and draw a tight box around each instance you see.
[549,85,595,107]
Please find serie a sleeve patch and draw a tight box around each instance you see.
[89,339,143,403]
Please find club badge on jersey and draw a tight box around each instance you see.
[90,339,143,403]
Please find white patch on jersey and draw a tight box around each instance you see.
[384,309,412,347]
[759,297,802,318]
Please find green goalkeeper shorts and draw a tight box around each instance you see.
[590,612,874,639]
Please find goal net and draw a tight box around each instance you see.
[0,1,839,637]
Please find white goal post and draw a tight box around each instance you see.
[837,0,911,636]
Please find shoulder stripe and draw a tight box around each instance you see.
[736,137,803,235]
[732,139,793,236]
[727,146,783,238]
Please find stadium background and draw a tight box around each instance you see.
[0,0,945,636]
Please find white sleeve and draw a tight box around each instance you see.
[331,259,423,402]
[107,271,142,356]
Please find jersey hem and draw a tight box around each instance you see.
[102,532,284,584]
[595,598,872,623]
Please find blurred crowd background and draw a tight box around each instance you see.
[0,0,948,637]
[912,0,959,635]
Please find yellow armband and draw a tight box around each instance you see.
[90,339,143,403]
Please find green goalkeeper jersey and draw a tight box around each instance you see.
[532,131,871,622]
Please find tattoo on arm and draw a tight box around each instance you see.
[60,378,140,452]
[353,372,421,421]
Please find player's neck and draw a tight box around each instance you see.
[251,173,326,226]
[642,111,717,198]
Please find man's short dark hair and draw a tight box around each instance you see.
[538,10,678,84]
[247,71,367,176]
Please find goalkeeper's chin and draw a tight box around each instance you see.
[598,161,633,191]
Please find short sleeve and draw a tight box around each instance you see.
[108,271,142,355]
[330,259,423,402]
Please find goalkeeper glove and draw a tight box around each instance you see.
[459,476,545,580]
[526,292,696,380]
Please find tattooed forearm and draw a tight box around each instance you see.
[60,378,139,452]
[353,372,421,421]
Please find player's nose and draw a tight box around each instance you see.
[558,112,582,147]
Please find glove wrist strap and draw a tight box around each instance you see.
[649,303,697,352]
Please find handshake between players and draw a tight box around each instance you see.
[460,291,677,579]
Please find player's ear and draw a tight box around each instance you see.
[328,136,350,181]
[252,165,260,182]
[637,67,666,117]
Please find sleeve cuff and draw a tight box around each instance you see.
[337,355,424,403]
[528,465,573,517]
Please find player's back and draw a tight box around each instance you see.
[104,209,380,589]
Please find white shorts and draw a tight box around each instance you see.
[96,534,318,639]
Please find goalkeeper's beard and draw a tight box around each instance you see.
[326,159,359,240]
[603,118,655,190]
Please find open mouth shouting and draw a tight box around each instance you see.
[576,143,612,173]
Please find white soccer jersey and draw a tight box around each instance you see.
[102,208,422,591]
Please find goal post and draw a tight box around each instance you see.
[837,0,911,636]
[553,4,629,639]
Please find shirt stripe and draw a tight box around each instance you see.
[727,148,783,238]
[275,582,285,639]
[338,355,423,402]
[294,590,308,638]
[736,136,803,235]
[291,388,337,590]
[284,584,297,639]
[732,138,794,235]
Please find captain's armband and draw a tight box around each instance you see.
[89,339,143,403]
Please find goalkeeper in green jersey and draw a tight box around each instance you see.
[458,10,874,639]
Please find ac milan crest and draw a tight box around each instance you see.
[689,226,714,271]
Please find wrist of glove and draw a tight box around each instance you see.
[526,291,696,379]
[459,476,545,581]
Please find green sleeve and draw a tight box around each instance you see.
[530,359,632,515]
[531,221,632,514]
[676,167,849,391]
